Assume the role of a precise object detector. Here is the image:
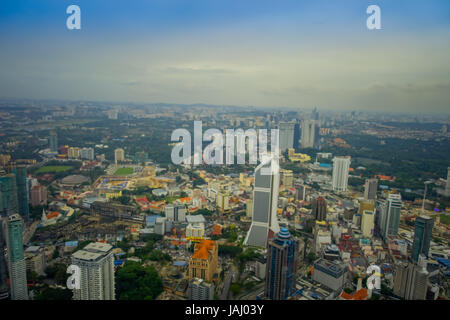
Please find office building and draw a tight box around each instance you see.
[300,120,319,149]
[293,122,301,150]
[358,199,375,214]
[188,240,218,282]
[364,178,378,200]
[244,156,280,247]
[0,220,9,300]
[155,217,166,235]
[312,197,327,221]
[379,193,402,240]
[0,174,18,217]
[294,183,307,201]
[331,156,351,192]
[30,184,47,207]
[11,167,30,220]
[68,147,81,159]
[361,210,375,238]
[81,147,95,160]
[246,199,253,218]
[280,169,293,188]
[49,131,58,152]
[114,148,125,165]
[165,204,186,222]
[265,228,299,300]
[188,278,215,300]
[4,214,28,300]
[71,242,115,300]
[393,258,428,300]
[312,258,346,292]
[279,122,295,152]
[412,215,434,262]
[216,191,231,212]
[25,246,46,276]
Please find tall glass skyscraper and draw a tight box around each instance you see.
[265,228,299,300]
[412,215,434,262]
[0,174,18,217]
[380,193,402,240]
[4,214,28,300]
[11,167,29,221]
[278,122,295,152]
[0,219,9,300]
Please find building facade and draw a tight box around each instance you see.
[412,215,434,262]
[364,178,378,200]
[188,240,218,282]
[331,156,351,192]
[71,242,115,300]
[265,228,299,300]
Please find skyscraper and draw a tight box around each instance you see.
[0,219,9,300]
[4,214,28,300]
[331,156,351,192]
[311,197,327,221]
[49,131,58,152]
[265,228,299,300]
[361,210,375,238]
[244,156,280,247]
[300,120,318,149]
[380,193,402,240]
[114,148,125,165]
[11,167,30,221]
[412,215,434,262]
[364,178,378,200]
[71,242,115,300]
[393,258,429,300]
[278,122,295,152]
[0,174,18,217]
[294,183,307,201]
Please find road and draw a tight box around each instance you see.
[220,270,235,300]
[23,220,40,245]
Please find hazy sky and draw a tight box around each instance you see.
[1,0,450,113]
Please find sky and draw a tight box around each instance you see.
[1,0,450,113]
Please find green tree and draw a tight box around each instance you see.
[115,261,163,300]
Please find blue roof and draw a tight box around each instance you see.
[65,241,78,247]
[435,258,450,269]
[173,261,188,267]
[114,260,125,266]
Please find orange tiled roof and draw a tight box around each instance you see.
[46,211,60,219]
[340,288,368,300]
[192,239,216,260]
[179,197,191,203]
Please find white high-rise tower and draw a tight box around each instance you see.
[244,156,280,247]
[331,156,351,192]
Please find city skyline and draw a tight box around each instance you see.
[1,0,450,113]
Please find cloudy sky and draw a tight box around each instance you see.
[1,0,450,113]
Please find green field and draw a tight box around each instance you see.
[35,166,73,174]
[114,167,134,175]
[439,214,450,225]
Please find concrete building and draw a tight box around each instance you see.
[301,120,319,149]
[364,178,378,200]
[114,148,125,165]
[280,169,294,188]
[312,258,346,292]
[246,199,253,218]
[245,156,280,247]
[81,147,95,160]
[188,278,215,300]
[265,228,299,300]
[155,217,166,235]
[312,197,327,221]
[49,131,58,152]
[412,215,434,262]
[165,204,186,222]
[30,184,47,207]
[379,193,402,240]
[331,156,351,192]
[279,122,295,152]
[361,210,375,238]
[25,246,46,276]
[294,183,307,201]
[393,258,429,300]
[68,147,81,159]
[216,191,231,212]
[71,242,115,300]
[188,240,218,282]
[4,214,28,300]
